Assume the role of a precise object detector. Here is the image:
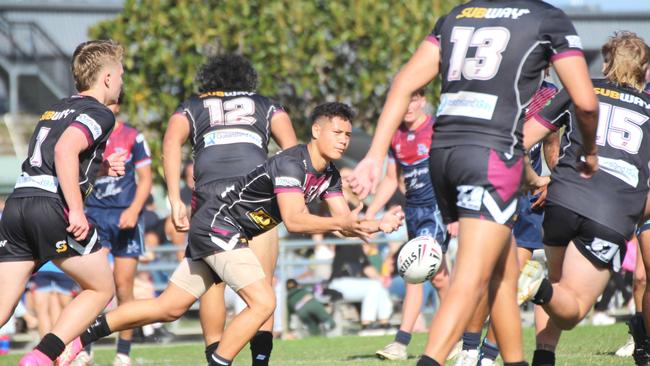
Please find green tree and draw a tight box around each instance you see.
[91,0,462,177]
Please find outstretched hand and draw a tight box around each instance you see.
[347,156,382,199]
[378,205,404,233]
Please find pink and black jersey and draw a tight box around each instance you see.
[187,144,342,259]
[388,116,436,207]
[175,91,285,188]
[12,95,114,201]
[525,81,558,175]
[536,79,650,238]
[428,0,583,155]
[85,122,152,209]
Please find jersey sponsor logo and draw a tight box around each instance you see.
[199,91,255,98]
[594,88,650,110]
[275,176,301,188]
[565,35,583,49]
[586,237,620,267]
[76,113,103,140]
[15,173,59,193]
[247,208,278,229]
[592,155,639,187]
[456,7,530,20]
[456,185,484,211]
[203,129,263,148]
[55,240,68,253]
[437,91,498,120]
[40,109,75,121]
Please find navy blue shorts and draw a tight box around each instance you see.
[86,207,144,257]
[637,219,650,236]
[405,205,448,252]
[512,194,543,250]
[30,271,78,296]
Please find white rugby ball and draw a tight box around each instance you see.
[397,236,443,284]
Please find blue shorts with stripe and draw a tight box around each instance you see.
[86,207,144,257]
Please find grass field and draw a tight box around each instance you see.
[0,324,633,365]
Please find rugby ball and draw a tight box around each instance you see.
[397,236,443,284]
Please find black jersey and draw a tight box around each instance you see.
[188,144,342,258]
[429,0,583,155]
[175,91,285,187]
[12,95,114,201]
[536,79,650,238]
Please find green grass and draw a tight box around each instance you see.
[0,324,632,365]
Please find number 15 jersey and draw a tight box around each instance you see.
[429,0,583,155]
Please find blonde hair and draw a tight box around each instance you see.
[602,31,650,92]
[72,40,124,92]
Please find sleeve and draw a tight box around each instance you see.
[532,88,572,132]
[69,107,115,147]
[270,157,305,194]
[267,98,287,121]
[425,15,446,46]
[173,99,191,116]
[132,130,152,168]
[539,8,584,62]
[321,169,343,200]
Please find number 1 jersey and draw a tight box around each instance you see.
[429,0,583,155]
[174,91,285,188]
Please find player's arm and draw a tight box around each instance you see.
[55,127,91,240]
[349,40,440,199]
[325,195,403,236]
[365,159,400,219]
[542,131,561,170]
[119,163,152,230]
[162,113,190,231]
[270,111,298,150]
[277,192,367,236]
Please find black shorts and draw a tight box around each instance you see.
[0,196,101,262]
[192,179,240,215]
[543,204,626,271]
[429,146,523,226]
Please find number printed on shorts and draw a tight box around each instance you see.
[448,26,510,81]
[203,97,256,126]
[596,102,648,154]
[29,127,51,167]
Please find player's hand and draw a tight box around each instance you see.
[119,207,139,229]
[524,175,550,195]
[67,209,90,241]
[340,203,372,241]
[171,200,190,232]
[347,155,383,199]
[577,152,598,179]
[378,205,404,234]
[447,221,459,237]
[531,184,549,209]
[104,151,128,177]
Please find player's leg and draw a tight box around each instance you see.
[200,283,227,362]
[0,261,36,328]
[33,286,54,337]
[618,237,645,358]
[247,228,279,366]
[635,228,650,365]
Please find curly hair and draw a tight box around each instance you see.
[309,102,355,124]
[196,54,258,93]
[602,31,650,92]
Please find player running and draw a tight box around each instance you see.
[57,102,404,366]
[518,31,650,366]
[0,40,126,366]
[162,54,297,366]
[369,87,452,361]
[79,96,152,366]
[348,1,599,365]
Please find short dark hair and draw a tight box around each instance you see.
[413,87,426,97]
[309,102,355,125]
[196,54,258,93]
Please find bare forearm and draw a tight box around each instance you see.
[366,178,398,217]
[284,214,346,235]
[55,151,83,211]
[129,171,152,213]
[367,78,412,158]
[576,108,598,155]
[163,141,183,202]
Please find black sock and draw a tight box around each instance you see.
[205,341,220,364]
[531,279,553,305]
[480,338,500,360]
[35,333,65,361]
[532,349,555,366]
[80,314,112,347]
[250,331,273,366]
[504,362,529,366]
[209,352,232,366]
[416,355,441,366]
[462,331,481,350]
[395,330,412,346]
[116,337,131,356]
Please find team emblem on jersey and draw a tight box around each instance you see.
[55,240,68,253]
[247,208,278,229]
[417,143,428,156]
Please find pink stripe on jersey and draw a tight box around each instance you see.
[425,35,440,46]
[323,191,343,199]
[70,122,94,145]
[525,87,557,120]
[487,150,523,203]
[274,188,303,193]
[531,114,560,132]
[550,49,584,62]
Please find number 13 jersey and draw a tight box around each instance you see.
[429,0,583,155]
[174,91,285,188]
